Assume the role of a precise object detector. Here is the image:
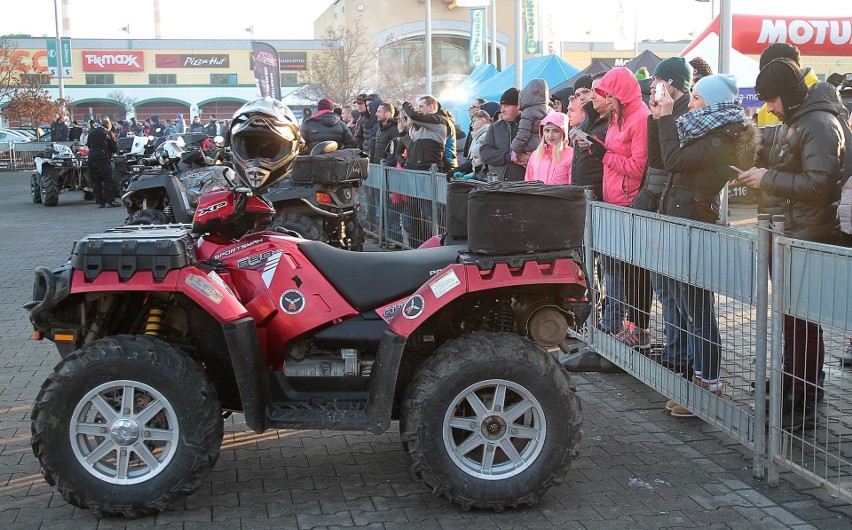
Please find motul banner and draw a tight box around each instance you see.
[82,51,144,71]
[251,42,281,100]
[685,15,852,57]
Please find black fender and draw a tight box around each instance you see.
[264,179,316,204]
[125,172,194,223]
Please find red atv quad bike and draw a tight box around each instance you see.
[27,153,591,518]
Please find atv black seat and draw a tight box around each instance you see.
[71,226,196,281]
[298,242,465,311]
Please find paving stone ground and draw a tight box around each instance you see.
[0,172,850,529]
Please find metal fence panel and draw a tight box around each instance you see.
[767,235,852,499]
[583,202,767,452]
[780,237,852,330]
[593,203,757,304]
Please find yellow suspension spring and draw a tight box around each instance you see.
[144,307,166,336]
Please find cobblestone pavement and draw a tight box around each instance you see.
[0,172,850,529]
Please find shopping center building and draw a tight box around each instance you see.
[2,1,848,126]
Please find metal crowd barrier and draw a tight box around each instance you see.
[767,230,852,497]
[580,202,851,501]
[360,163,446,248]
[0,141,76,171]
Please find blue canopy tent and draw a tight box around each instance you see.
[474,54,580,103]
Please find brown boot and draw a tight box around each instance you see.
[670,403,696,418]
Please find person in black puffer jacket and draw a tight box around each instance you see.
[299,98,359,153]
[739,59,846,432]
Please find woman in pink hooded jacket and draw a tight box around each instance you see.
[589,67,650,205]
[524,112,573,184]
[588,67,652,349]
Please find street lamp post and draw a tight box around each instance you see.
[425,0,432,95]
[514,0,522,88]
[53,0,65,113]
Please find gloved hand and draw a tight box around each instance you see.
[588,137,607,160]
[453,171,465,179]
[462,172,474,180]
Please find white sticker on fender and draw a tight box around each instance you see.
[429,269,461,299]
[185,274,223,304]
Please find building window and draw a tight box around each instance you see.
[85,74,115,85]
[210,73,238,85]
[280,73,299,86]
[379,35,472,80]
[149,74,177,85]
[20,74,52,86]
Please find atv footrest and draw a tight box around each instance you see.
[266,400,374,430]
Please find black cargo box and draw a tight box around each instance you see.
[467,182,586,255]
[290,149,368,185]
[70,226,195,281]
[445,180,479,239]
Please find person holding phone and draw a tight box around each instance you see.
[739,58,846,431]
[656,74,761,418]
[632,58,694,380]
[591,67,651,347]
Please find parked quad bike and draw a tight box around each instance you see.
[31,143,91,207]
[26,165,591,517]
[121,137,232,225]
[265,142,367,251]
[123,139,366,251]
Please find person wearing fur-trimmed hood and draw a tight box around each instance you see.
[524,112,572,185]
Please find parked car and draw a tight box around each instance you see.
[15,127,51,142]
[0,129,32,143]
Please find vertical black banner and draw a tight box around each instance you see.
[251,41,281,100]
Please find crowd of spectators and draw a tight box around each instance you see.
[300,43,850,433]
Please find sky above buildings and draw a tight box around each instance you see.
[0,0,847,44]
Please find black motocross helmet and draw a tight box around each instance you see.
[229,97,302,192]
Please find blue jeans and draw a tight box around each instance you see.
[601,256,625,334]
[667,277,721,383]
[652,273,692,365]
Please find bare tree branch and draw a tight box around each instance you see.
[297,19,378,105]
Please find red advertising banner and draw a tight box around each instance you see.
[685,15,852,57]
[155,54,230,68]
[82,51,144,71]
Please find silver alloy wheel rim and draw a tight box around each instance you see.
[69,379,179,485]
[442,378,546,480]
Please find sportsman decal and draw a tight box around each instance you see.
[213,238,263,260]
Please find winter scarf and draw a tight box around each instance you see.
[675,102,746,147]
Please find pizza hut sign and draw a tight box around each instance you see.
[82,51,144,71]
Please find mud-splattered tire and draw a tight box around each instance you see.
[41,167,60,206]
[127,208,170,225]
[31,335,223,518]
[31,173,42,203]
[269,214,325,243]
[401,332,582,511]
